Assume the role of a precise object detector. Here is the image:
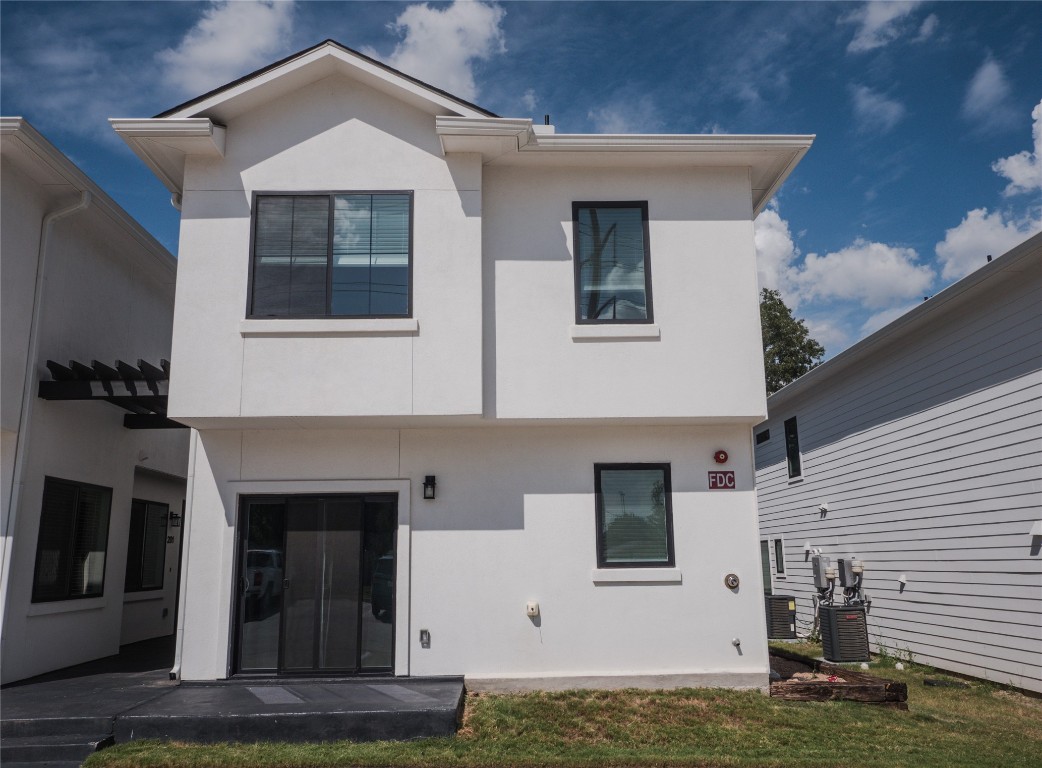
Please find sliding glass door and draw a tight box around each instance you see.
[235,494,395,675]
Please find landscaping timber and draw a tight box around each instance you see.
[769,646,908,708]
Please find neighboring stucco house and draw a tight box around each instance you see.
[113,40,813,688]
[1,118,189,684]
[755,232,1042,693]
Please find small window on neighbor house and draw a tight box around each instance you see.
[784,416,802,479]
[773,538,786,576]
[756,429,770,445]
[124,499,169,592]
[595,464,674,568]
[32,477,112,602]
[760,539,772,595]
[250,192,412,318]
[573,202,653,323]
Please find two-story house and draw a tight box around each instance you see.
[1,118,188,683]
[114,40,812,688]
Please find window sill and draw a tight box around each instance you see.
[123,590,165,603]
[240,318,419,337]
[28,597,107,616]
[592,568,682,585]
[570,324,660,341]
[787,476,804,485]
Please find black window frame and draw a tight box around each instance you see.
[31,476,112,603]
[594,463,675,569]
[572,201,654,325]
[773,538,786,576]
[246,191,414,319]
[124,498,170,593]
[784,416,802,479]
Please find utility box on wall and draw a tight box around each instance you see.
[765,595,797,639]
[820,604,870,662]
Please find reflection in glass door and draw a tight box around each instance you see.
[235,494,395,675]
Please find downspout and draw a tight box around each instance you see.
[1,191,92,635]
[168,427,198,681]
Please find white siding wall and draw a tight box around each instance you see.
[755,255,1042,693]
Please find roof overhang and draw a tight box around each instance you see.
[1,116,176,281]
[109,118,225,197]
[437,117,814,216]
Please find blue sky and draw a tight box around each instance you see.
[3,1,1040,356]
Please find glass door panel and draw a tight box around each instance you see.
[361,497,396,670]
[238,500,286,672]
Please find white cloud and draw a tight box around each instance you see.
[521,88,538,112]
[935,207,1042,281]
[369,0,505,103]
[991,100,1042,197]
[157,1,294,97]
[794,239,935,309]
[803,315,852,354]
[860,301,920,336]
[753,203,800,303]
[588,96,662,133]
[961,57,1017,132]
[850,84,906,134]
[913,13,939,42]
[843,1,921,53]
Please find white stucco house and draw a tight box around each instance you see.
[1,118,189,684]
[112,40,813,688]
[755,232,1042,693]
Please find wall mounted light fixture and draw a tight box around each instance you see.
[803,541,812,553]
[169,510,182,528]
[423,475,437,500]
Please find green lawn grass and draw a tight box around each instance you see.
[86,643,1042,768]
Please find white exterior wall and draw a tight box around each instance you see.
[755,245,1042,693]
[0,131,188,683]
[485,165,765,421]
[179,426,767,686]
[170,75,483,423]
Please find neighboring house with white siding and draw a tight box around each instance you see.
[112,40,813,688]
[1,118,189,683]
[755,231,1042,693]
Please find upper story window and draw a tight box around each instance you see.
[595,463,674,568]
[572,202,653,324]
[249,192,412,318]
[784,416,802,479]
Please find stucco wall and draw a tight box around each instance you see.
[178,425,767,685]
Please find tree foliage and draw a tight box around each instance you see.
[760,288,825,396]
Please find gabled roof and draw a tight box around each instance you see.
[155,39,497,123]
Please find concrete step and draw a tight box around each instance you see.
[0,733,113,763]
[0,717,113,739]
[115,678,466,744]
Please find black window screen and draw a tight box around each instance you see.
[784,417,801,478]
[250,192,412,318]
[573,202,652,323]
[32,477,112,602]
[124,499,169,592]
[595,464,674,567]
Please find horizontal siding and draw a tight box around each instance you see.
[756,256,1042,693]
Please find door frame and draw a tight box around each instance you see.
[225,479,411,678]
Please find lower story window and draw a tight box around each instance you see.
[595,463,674,568]
[32,477,112,602]
[124,499,169,592]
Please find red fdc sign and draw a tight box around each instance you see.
[708,471,735,490]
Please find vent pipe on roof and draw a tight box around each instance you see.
[544,114,550,125]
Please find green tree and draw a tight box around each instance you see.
[760,288,825,396]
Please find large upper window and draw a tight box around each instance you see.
[595,464,674,568]
[573,202,653,323]
[32,477,111,602]
[124,499,169,593]
[250,192,412,318]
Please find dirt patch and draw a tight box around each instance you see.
[770,653,813,680]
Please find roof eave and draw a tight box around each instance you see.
[109,118,226,197]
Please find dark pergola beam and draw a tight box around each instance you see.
[39,379,169,401]
[123,414,186,430]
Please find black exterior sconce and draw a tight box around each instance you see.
[423,475,437,500]
[169,510,182,528]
